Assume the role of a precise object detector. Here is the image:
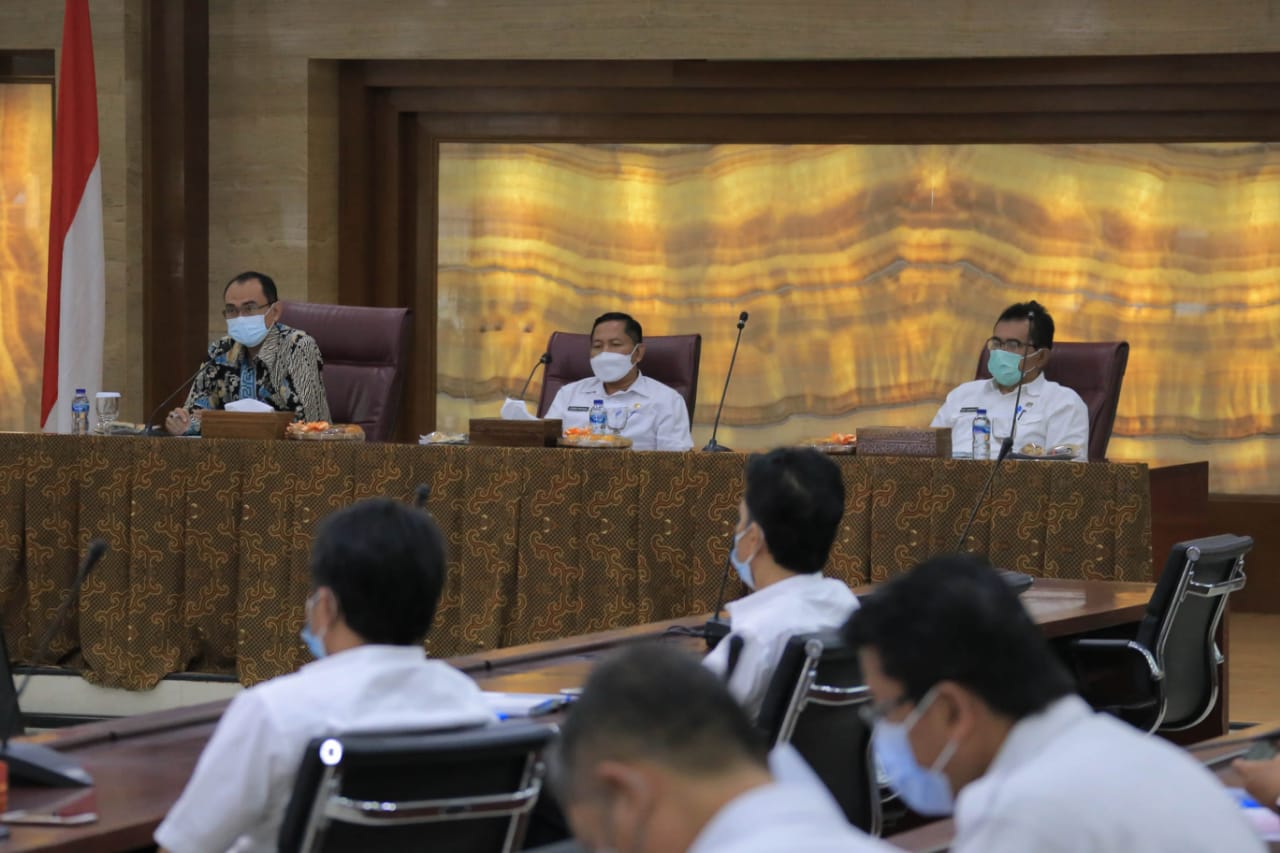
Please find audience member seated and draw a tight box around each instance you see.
[164,270,331,435]
[552,642,893,853]
[544,311,693,451]
[703,447,859,717]
[842,554,1263,853]
[930,300,1089,459]
[154,498,495,853]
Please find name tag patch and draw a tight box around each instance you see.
[568,406,590,412]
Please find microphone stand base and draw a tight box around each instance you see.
[701,440,733,452]
[702,616,731,649]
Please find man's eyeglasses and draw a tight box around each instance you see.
[985,336,1035,354]
[223,301,275,319]
[856,693,914,727]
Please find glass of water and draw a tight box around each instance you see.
[95,392,120,434]
[606,407,630,435]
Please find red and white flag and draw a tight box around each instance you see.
[41,0,105,433]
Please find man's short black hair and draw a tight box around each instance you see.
[744,447,845,575]
[842,553,1074,720]
[309,498,447,645]
[591,312,643,345]
[996,300,1055,349]
[553,643,767,798]
[224,270,278,304]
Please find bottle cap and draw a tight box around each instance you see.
[593,399,603,405]
[976,408,987,414]
[75,388,86,394]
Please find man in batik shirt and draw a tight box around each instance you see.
[164,271,330,435]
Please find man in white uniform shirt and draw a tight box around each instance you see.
[843,554,1264,853]
[931,300,1090,459]
[703,447,859,718]
[155,498,495,853]
[554,643,893,853]
[544,312,693,451]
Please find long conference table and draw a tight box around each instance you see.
[0,434,1152,691]
[0,579,1159,852]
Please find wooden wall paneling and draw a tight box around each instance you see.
[0,50,55,81]
[142,0,209,419]
[1209,495,1280,614]
[411,125,438,438]
[337,61,371,306]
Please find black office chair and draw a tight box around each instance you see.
[278,722,556,853]
[1070,534,1252,733]
[755,629,879,835]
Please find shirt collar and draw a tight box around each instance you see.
[300,643,429,672]
[987,370,1047,399]
[726,571,829,618]
[985,695,1092,778]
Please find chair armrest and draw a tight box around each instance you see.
[1187,574,1246,598]
[1068,638,1163,711]
[1070,638,1163,681]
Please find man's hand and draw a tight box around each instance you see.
[1234,756,1280,810]
[164,408,190,436]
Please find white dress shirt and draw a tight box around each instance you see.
[154,644,496,853]
[689,779,895,853]
[953,696,1265,853]
[703,573,859,718]
[545,371,693,451]
[931,373,1090,460]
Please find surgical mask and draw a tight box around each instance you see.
[300,624,327,659]
[987,347,1030,387]
[590,346,637,384]
[872,687,959,815]
[227,314,270,348]
[301,592,327,659]
[729,526,759,590]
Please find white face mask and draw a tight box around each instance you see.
[590,345,638,384]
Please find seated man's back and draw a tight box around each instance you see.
[155,499,495,853]
[703,447,858,718]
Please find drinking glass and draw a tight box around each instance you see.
[606,407,630,435]
[95,392,120,434]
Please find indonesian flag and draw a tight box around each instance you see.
[41,0,105,433]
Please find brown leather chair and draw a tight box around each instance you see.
[974,341,1129,461]
[535,332,702,421]
[277,302,412,442]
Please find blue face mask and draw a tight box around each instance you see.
[227,314,271,348]
[987,348,1029,388]
[730,526,759,590]
[300,624,327,659]
[301,592,327,659]
[872,687,959,816]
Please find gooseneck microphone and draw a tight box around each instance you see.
[0,539,107,786]
[515,352,552,402]
[954,318,1033,552]
[144,363,206,435]
[703,311,749,452]
[703,549,735,649]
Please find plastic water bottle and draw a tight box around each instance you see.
[71,389,90,436]
[971,408,991,460]
[588,399,607,435]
